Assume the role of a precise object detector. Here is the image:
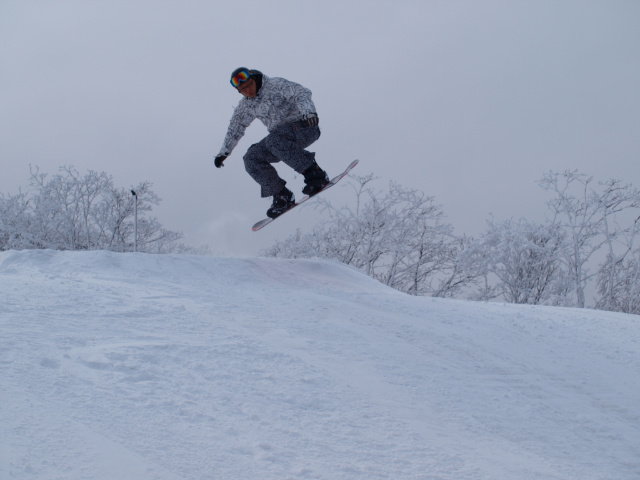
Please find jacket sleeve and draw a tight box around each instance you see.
[218,101,256,157]
[285,80,317,117]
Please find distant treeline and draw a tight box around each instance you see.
[263,170,640,315]
[0,165,199,254]
[2,166,638,314]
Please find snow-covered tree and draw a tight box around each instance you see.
[594,183,640,310]
[596,248,640,315]
[28,166,110,250]
[0,191,36,249]
[595,213,640,314]
[461,218,569,305]
[0,165,189,253]
[538,170,640,308]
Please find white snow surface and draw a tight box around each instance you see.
[1,249,639,480]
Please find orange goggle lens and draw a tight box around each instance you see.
[230,70,250,88]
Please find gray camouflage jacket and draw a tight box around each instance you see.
[218,74,317,157]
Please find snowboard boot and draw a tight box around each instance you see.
[302,162,330,196]
[266,186,295,218]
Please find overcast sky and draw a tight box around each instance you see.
[2,0,639,256]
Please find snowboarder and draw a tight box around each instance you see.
[214,67,330,218]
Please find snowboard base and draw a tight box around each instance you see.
[252,159,359,231]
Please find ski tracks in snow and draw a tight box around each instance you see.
[1,250,639,479]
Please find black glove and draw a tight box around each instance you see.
[214,155,227,168]
[302,113,319,127]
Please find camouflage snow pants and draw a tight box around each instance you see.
[243,120,320,197]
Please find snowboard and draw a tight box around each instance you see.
[252,159,359,231]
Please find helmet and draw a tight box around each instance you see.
[230,67,263,88]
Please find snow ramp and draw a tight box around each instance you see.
[1,249,639,480]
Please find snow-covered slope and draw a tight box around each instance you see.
[1,250,638,480]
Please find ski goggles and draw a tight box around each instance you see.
[230,69,251,88]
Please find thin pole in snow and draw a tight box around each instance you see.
[131,190,137,252]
